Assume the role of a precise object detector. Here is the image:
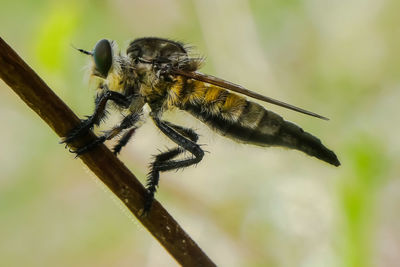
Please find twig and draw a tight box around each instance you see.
[0,36,216,267]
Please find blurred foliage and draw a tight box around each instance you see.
[1,0,399,266]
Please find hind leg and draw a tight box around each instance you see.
[143,118,203,215]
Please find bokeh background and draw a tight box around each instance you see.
[1,0,399,266]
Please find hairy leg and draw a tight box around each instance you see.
[70,112,141,156]
[113,127,137,155]
[143,117,204,215]
[61,89,132,145]
[164,121,199,143]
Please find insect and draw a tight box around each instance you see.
[62,37,340,215]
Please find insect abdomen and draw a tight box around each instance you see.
[170,77,340,166]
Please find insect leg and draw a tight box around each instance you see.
[61,90,131,145]
[71,112,141,156]
[143,118,204,214]
[112,127,137,155]
[164,121,199,142]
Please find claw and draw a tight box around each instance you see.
[141,191,155,217]
[59,139,70,148]
[68,136,106,158]
[138,208,148,218]
[67,147,84,159]
[61,135,74,145]
[68,147,84,158]
[70,147,87,157]
[61,116,95,146]
[112,147,121,156]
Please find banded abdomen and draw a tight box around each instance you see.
[168,76,340,166]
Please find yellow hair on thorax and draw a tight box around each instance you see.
[106,71,124,93]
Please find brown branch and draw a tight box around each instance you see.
[0,36,216,267]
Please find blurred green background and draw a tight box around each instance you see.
[1,0,399,266]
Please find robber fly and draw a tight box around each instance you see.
[62,37,340,214]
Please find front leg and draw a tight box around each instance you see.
[61,90,131,145]
[71,112,141,156]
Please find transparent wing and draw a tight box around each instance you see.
[172,69,329,121]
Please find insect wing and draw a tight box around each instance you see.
[172,69,329,120]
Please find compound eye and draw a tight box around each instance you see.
[93,39,112,78]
